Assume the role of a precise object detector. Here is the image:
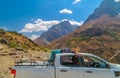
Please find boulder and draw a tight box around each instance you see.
[0,39,8,44]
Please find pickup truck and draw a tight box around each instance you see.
[13,52,120,78]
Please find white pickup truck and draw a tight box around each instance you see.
[13,53,120,78]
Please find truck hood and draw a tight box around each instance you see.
[110,63,120,69]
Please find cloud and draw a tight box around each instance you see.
[20,19,60,33]
[61,19,83,26]
[20,19,83,33]
[60,8,73,14]
[114,0,120,2]
[72,0,81,4]
[30,35,39,40]
[69,20,83,26]
[20,19,83,40]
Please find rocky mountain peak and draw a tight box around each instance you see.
[34,21,79,44]
[85,0,120,23]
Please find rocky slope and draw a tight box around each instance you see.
[85,0,120,23]
[48,15,120,63]
[0,29,37,49]
[0,29,50,77]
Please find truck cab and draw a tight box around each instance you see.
[55,53,119,78]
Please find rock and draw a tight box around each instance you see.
[0,39,8,44]
[9,52,17,56]
[0,46,4,50]
[16,48,24,51]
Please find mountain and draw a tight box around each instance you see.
[34,21,79,44]
[85,0,120,23]
[34,38,47,46]
[48,0,120,64]
[48,15,120,63]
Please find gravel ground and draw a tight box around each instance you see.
[0,50,50,78]
[0,56,14,78]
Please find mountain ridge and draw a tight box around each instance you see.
[34,21,79,45]
[85,0,120,23]
[48,15,120,63]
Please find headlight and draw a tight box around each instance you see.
[115,71,120,77]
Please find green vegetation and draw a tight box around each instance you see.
[31,47,36,50]
[21,44,29,49]
[42,47,50,52]
[38,46,50,52]
[8,31,22,36]
[0,29,6,35]
[67,36,90,43]
[69,36,90,42]
[107,29,120,41]
[9,41,18,48]
[31,46,50,52]
[80,36,91,41]
[9,41,29,49]
[67,36,91,47]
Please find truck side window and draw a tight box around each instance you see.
[83,56,109,68]
[60,55,81,67]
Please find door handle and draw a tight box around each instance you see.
[60,70,67,72]
[86,71,93,73]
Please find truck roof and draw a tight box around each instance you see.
[56,53,94,56]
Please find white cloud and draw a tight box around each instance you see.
[30,35,39,40]
[72,0,81,4]
[20,19,83,40]
[61,19,83,26]
[20,19,83,33]
[20,19,60,33]
[114,0,120,2]
[60,8,73,14]
[69,20,83,26]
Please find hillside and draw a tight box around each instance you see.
[48,0,120,64]
[34,21,79,45]
[0,29,36,77]
[48,15,120,63]
[0,29,50,77]
[0,29,51,52]
[0,29,36,50]
[85,0,120,23]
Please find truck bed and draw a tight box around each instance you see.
[14,65,54,78]
[14,60,54,78]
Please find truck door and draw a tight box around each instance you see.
[56,55,84,78]
[83,56,115,78]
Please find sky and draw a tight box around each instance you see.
[0,0,104,40]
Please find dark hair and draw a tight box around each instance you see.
[72,56,79,64]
